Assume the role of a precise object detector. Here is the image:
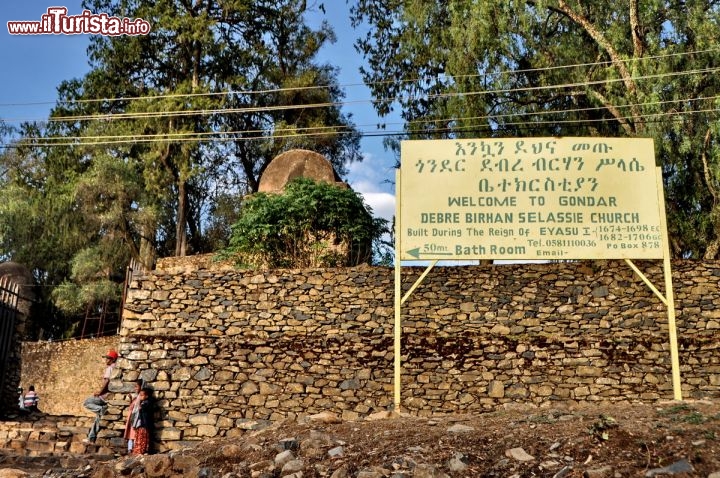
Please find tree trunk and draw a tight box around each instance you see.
[175,180,188,257]
[705,240,720,260]
[139,215,156,270]
[555,0,644,132]
[701,128,719,260]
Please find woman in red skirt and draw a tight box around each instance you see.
[123,379,143,454]
[131,388,154,455]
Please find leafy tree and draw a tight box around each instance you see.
[0,123,100,338]
[2,0,366,337]
[351,0,720,258]
[51,245,124,336]
[0,123,90,282]
[223,178,387,268]
[55,0,363,259]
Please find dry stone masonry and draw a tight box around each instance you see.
[110,258,720,451]
[20,337,119,417]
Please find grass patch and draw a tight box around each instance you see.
[683,411,706,424]
[658,403,694,416]
[658,403,708,424]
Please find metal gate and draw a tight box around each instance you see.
[0,277,19,409]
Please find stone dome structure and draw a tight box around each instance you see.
[0,261,34,287]
[258,149,346,193]
[0,261,36,332]
[0,262,36,413]
[253,149,371,267]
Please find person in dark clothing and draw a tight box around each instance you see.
[23,385,40,412]
[131,387,154,455]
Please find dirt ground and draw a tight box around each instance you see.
[164,399,720,477]
[12,399,718,477]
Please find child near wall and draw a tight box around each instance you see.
[124,379,144,454]
[22,385,40,412]
[131,387,154,455]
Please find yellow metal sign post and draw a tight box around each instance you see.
[393,137,681,411]
[394,169,402,410]
[656,165,682,400]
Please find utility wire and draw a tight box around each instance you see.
[11,94,720,145]
[33,124,349,142]
[7,104,719,148]
[2,66,718,125]
[0,47,716,109]
[374,94,720,129]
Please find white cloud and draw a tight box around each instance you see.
[359,191,395,223]
[347,151,397,223]
[347,153,395,189]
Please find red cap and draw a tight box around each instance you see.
[105,350,119,360]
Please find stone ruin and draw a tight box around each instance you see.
[251,149,370,267]
[258,149,347,192]
[0,261,36,414]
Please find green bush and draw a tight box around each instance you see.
[222,178,388,268]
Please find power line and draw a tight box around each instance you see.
[8,94,719,146]
[0,48,720,108]
[30,124,349,142]
[1,56,717,149]
[5,104,718,149]
[2,66,718,125]
[396,94,720,129]
[0,47,715,110]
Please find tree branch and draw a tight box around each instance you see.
[701,128,720,259]
[586,89,634,135]
[629,0,644,58]
[553,0,644,132]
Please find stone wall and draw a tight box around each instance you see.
[20,337,119,416]
[108,259,720,451]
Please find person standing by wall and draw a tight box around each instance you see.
[123,379,144,454]
[82,349,118,443]
[131,387,154,455]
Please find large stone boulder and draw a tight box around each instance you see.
[258,149,346,193]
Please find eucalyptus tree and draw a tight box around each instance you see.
[351,0,720,258]
[1,0,363,337]
[212,1,363,192]
[58,0,361,258]
[0,121,103,338]
[0,121,91,284]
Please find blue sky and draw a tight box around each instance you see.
[0,1,397,223]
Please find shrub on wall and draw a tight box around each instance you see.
[223,178,387,268]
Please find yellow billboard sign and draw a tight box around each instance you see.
[399,137,665,260]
